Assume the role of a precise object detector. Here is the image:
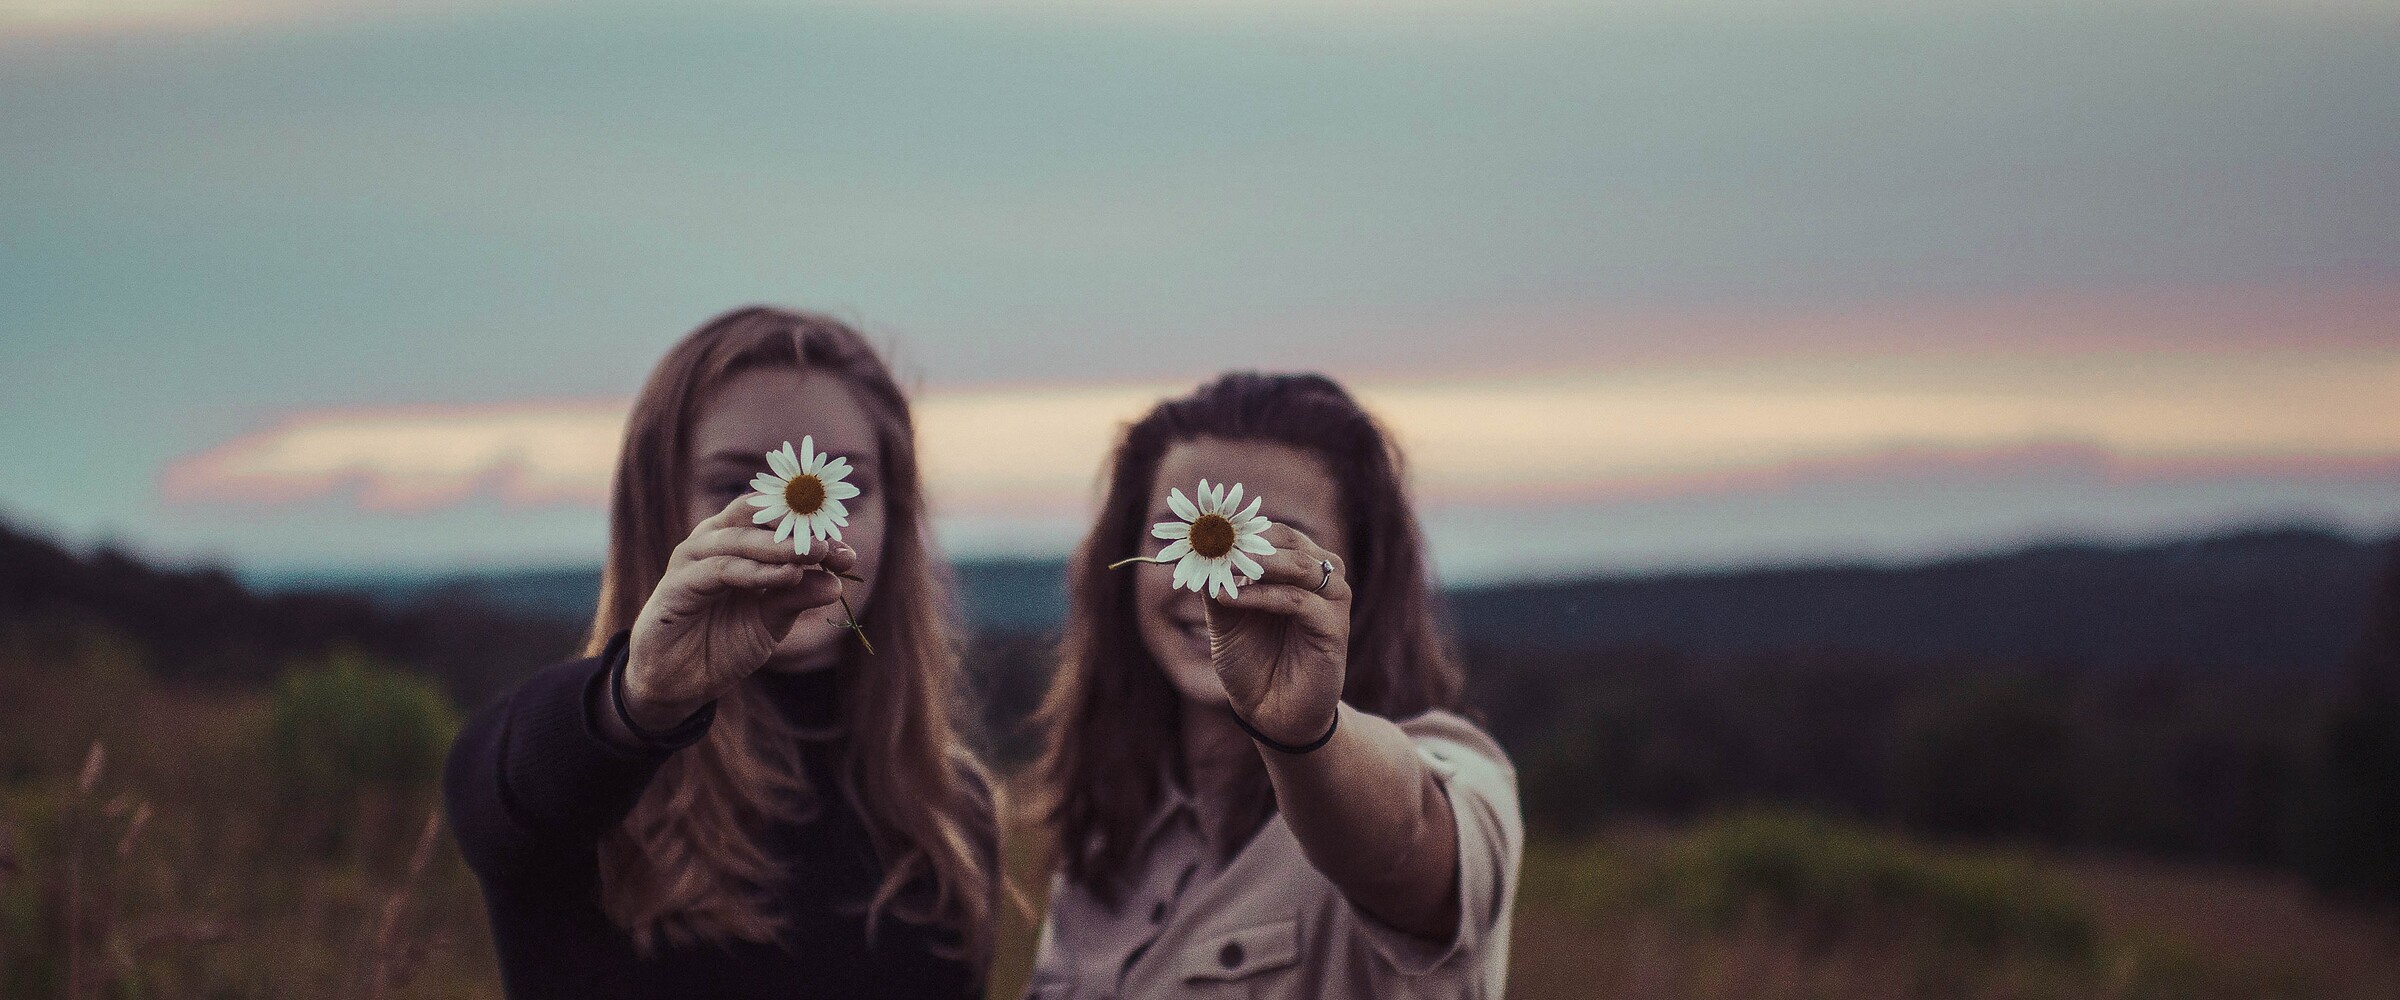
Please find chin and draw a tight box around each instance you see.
[764,631,844,672]
[1161,664,1231,707]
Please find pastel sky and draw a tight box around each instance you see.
[4,0,2396,582]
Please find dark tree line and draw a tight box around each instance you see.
[0,520,581,709]
[2304,542,2400,905]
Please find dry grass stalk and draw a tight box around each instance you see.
[364,807,445,1000]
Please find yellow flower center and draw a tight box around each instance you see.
[783,473,826,516]
[1188,513,1235,559]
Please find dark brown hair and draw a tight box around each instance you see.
[1034,371,1465,906]
[586,306,995,964]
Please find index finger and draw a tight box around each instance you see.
[1258,523,1339,571]
[707,491,771,530]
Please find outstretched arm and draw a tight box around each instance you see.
[1204,524,1459,941]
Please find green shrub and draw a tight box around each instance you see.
[266,648,459,807]
[1659,810,2097,961]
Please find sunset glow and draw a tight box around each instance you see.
[163,344,2400,520]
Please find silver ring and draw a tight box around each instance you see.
[1312,559,1335,593]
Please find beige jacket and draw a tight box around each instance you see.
[1026,710,1522,999]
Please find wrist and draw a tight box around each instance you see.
[1235,701,1341,755]
[618,653,703,734]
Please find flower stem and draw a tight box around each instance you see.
[829,576,874,655]
[1106,554,1176,570]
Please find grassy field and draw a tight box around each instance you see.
[6,637,2396,998]
[988,797,2400,1000]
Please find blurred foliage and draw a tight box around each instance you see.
[0,518,581,708]
[1656,811,2094,960]
[1475,641,2324,866]
[2301,543,2400,907]
[965,631,1057,768]
[1891,681,2080,841]
[1514,813,2397,1000]
[267,650,458,808]
[0,620,495,998]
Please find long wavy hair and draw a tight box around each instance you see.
[1034,371,1467,907]
[587,306,994,964]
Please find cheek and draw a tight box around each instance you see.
[686,498,730,532]
[840,498,893,584]
[1131,567,1172,618]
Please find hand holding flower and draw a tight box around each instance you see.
[622,493,858,730]
[1112,481,1349,746]
[1202,521,1350,747]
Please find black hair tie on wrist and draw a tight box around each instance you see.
[1229,703,1339,754]
[609,649,678,743]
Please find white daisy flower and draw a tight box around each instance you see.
[1142,479,1275,599]
[744,436,860,550]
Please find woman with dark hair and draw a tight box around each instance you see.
[1026,372,1522,999]
[444,307,996,998]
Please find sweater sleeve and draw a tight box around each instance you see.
[443,630,717,881]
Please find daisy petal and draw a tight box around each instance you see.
[753,505,783,525]
[824,498,848,520]
[1234,533,1275,555]
[819,457,851,481]
[751,474,784,493]
[1156,538,1192,561]
[1153,521,1192,540]
[1196,480,1216,514]
[745,493,780,507]
[775,513,796,542]
[800,435,819,473]
[827,481,860,501]
[1236,496,1263,523]
[1214,564,1240,600]
[1168,488,1199,522]
[769,444,796,479]
[1223,483,1243,516]
[1172,554,1199,591]
[1230,550,1264,580]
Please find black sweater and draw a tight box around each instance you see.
[443,632,981,999]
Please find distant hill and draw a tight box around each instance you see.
[0,520,584,707]
[1450,527,2395,673]
[255,525,2397,675]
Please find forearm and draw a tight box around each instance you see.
[448,639,713,877]
[1258,703,1460,940]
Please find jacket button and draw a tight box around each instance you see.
[1218,941,1244,969]
[1150,901,1166,924]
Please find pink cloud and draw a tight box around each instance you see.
[163,400,624,513]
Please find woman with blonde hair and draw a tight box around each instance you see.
[446,307,996,998]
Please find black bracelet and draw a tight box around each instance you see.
[1229,703,1340,755]
[609,647,679,743]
